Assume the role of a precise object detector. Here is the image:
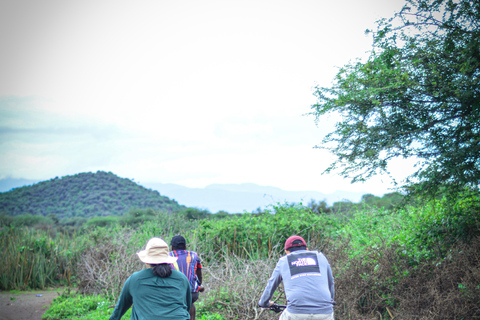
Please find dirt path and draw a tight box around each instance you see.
[0,289,60,320]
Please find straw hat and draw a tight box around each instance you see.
[137,238,178,264]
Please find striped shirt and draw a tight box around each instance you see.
[169,250,202,292]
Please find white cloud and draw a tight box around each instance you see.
[0,0,411,195]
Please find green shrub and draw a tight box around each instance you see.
[338,207,415,258]
[197,313,226,320]
[84,216,119,228]
[119,207,157,226]
[196,203,342,260]
[10,214,54,227]
[338,191,480,263]
[405,192,480,259]
[41,290,107,320]
[0,213,14,227]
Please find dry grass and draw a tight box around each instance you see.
[76,231,142,300]
[395,237,480,319]
[199,252,284,320]
[324,237,480,320]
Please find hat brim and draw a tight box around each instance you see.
[137,250,178,264]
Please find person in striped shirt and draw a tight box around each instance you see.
[170,235,203,320]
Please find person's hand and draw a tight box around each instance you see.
[198,286,205,292]
[268,301,274,307]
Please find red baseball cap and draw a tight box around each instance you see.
[284,235,307,250]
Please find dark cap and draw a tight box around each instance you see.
[284,235,307,250]
[170,235,186,248]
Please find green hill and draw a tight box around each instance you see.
[0,171,185,218]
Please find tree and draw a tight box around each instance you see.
[311,0,480,196]
[180,207,211,220]
[307,199,331,214]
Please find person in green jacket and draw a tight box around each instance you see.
[110,237,192,320]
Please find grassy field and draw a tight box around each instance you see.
[1,193,479,319]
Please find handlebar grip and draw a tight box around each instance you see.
[269,304,287,313]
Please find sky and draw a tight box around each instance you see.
[0,0,414,195]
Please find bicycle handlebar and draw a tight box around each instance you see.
[259,301,336,313]
[265,303,287,313]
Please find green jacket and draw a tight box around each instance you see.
[110,268,191,320]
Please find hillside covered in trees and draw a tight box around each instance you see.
[0,171,185,218]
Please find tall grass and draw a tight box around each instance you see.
[197,253,282,320]
[0,227,78,290]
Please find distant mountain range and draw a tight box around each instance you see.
[0,174,376,214]
[141,182,371,213]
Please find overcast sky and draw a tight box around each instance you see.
[0,0,413,195]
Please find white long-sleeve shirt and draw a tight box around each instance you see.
[259,250,335,314]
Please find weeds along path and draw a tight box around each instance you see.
[0,290,60,320]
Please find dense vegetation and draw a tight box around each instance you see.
[0,171,185,218]
[1,189,479,319]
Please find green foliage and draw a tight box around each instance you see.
[0,171,185,218]
[0,213,14,227]
[44,287,219,320]
[180,207,211,220]
[41,289,114,320]
[196,203,342,260]
[324,191,480,319]
[8,213,55,227]
[307,199,331,214]
[76,299,132,320]
[46,216,89,236]
[361,192,404,210]
[398,191,480,260]
[339,191,480,262]
[2,182,478,318]
[0,227,78,290]
[339,208,407,258]
[309,192,405,215]
[197,313,226,320]
[84,216,119,228]
[196,287,234,315]
[119,207,159,227]
[310,0,480,197]
[128,212,198,249]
